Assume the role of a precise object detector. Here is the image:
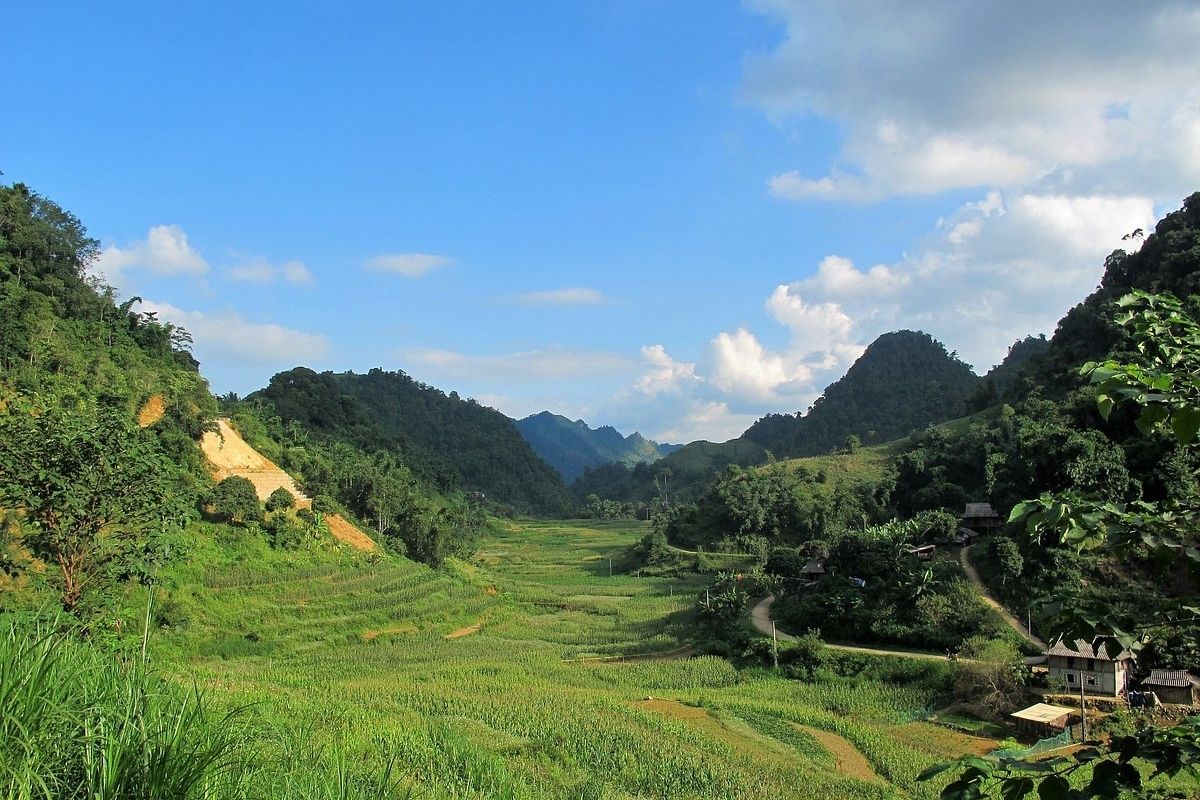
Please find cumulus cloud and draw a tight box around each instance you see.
[92,225,209,285]
[634,345,698,394]
[761,189,1153,377]
[517,287,606,305]
[747,1,1200,201]
[227,257,313,285]
[140,301,329,364]
[366,253,453,277]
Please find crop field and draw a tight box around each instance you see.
[162,518,1014,799]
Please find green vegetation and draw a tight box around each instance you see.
[248,367,573,516]
[744,330,980,458]
[151,517,988,799]
[515,411,678,483]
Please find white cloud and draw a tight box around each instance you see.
[400,346,630,381]
[634,344,698,394]
[770,190,1155,373]
[140,301,329,364]
[707,328,812,402]
[748,1,1200,201]
[227,257,313,285]
[517,287,606,305]
[366,253,453,277]
[92,225,209,285]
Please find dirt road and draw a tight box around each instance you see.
[750,595,950,661]
[958,546,1046,649]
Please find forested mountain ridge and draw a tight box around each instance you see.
[248,367,574,515]
[516,411,679,482]
[1027,191,1200,393]
[744,330,979,458]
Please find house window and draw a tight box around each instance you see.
[1086,676,1098,687]
[1067,657,1076,669]
[1087,658,1095,670]
[1066,673,1076,683]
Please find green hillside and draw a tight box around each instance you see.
[249,367,574,516]
[744,330,980,458]
[572,437,772,506]
[516,411,679,483]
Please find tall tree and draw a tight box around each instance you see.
[0,394,190,614]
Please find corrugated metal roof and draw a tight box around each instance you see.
[1145,670,1200,688]
[1045,637,1132,661]
[962,503,999,518]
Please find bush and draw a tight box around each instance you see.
[265,486,295,512]
[211,476,261,524]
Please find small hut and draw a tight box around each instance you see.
[903,543,937,560]
[960,503,1001,535]
[1142,670,1200,705]
[1010,703,1074,738]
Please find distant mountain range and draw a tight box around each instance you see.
[515,411,680,483]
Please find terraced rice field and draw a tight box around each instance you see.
[162,519,1000,799]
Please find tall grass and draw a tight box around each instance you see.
[0,620,409,799]
[0,619,237,799]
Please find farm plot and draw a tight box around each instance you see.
[165,518,1003,799]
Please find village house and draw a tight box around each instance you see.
[1142,670,1200,705]
[959,502,1002,535]
[1045,638,1133,697]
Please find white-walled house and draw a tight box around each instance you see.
[1046,638,1133,697]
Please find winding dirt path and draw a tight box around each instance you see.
[750,596,949,661]
[958,546,1046,649]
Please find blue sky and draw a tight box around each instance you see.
[3,2,1198,442]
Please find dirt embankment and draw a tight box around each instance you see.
[200,419,376,551]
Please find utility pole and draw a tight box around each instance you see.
[772,620,779,669]
[608,558,612,578]
[1079,671,1087,740]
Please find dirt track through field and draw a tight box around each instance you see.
[794,725,881,782]
[751,596,949,661]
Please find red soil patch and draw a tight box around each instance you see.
[362,623,418,641]
[444,621,483,639]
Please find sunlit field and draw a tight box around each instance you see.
[148,518,1013,799]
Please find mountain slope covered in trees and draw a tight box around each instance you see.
[249,367,573,515]
[516,411,679,482]
[743,330,980,458]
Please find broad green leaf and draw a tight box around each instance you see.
[1037,775,1069,800]
[918,761,957,782]
[999,777,1034,800]
[1135,405,1168,435]
[1171,407,1200,444]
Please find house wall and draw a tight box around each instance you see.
[1047,655,1129,696]
[1150,685,1194,705]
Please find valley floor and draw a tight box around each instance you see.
[163,519,1000,799]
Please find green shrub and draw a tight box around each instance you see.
[211,476,262,524]
[265,487,295,512]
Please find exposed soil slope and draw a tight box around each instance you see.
[201,418,376,551]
